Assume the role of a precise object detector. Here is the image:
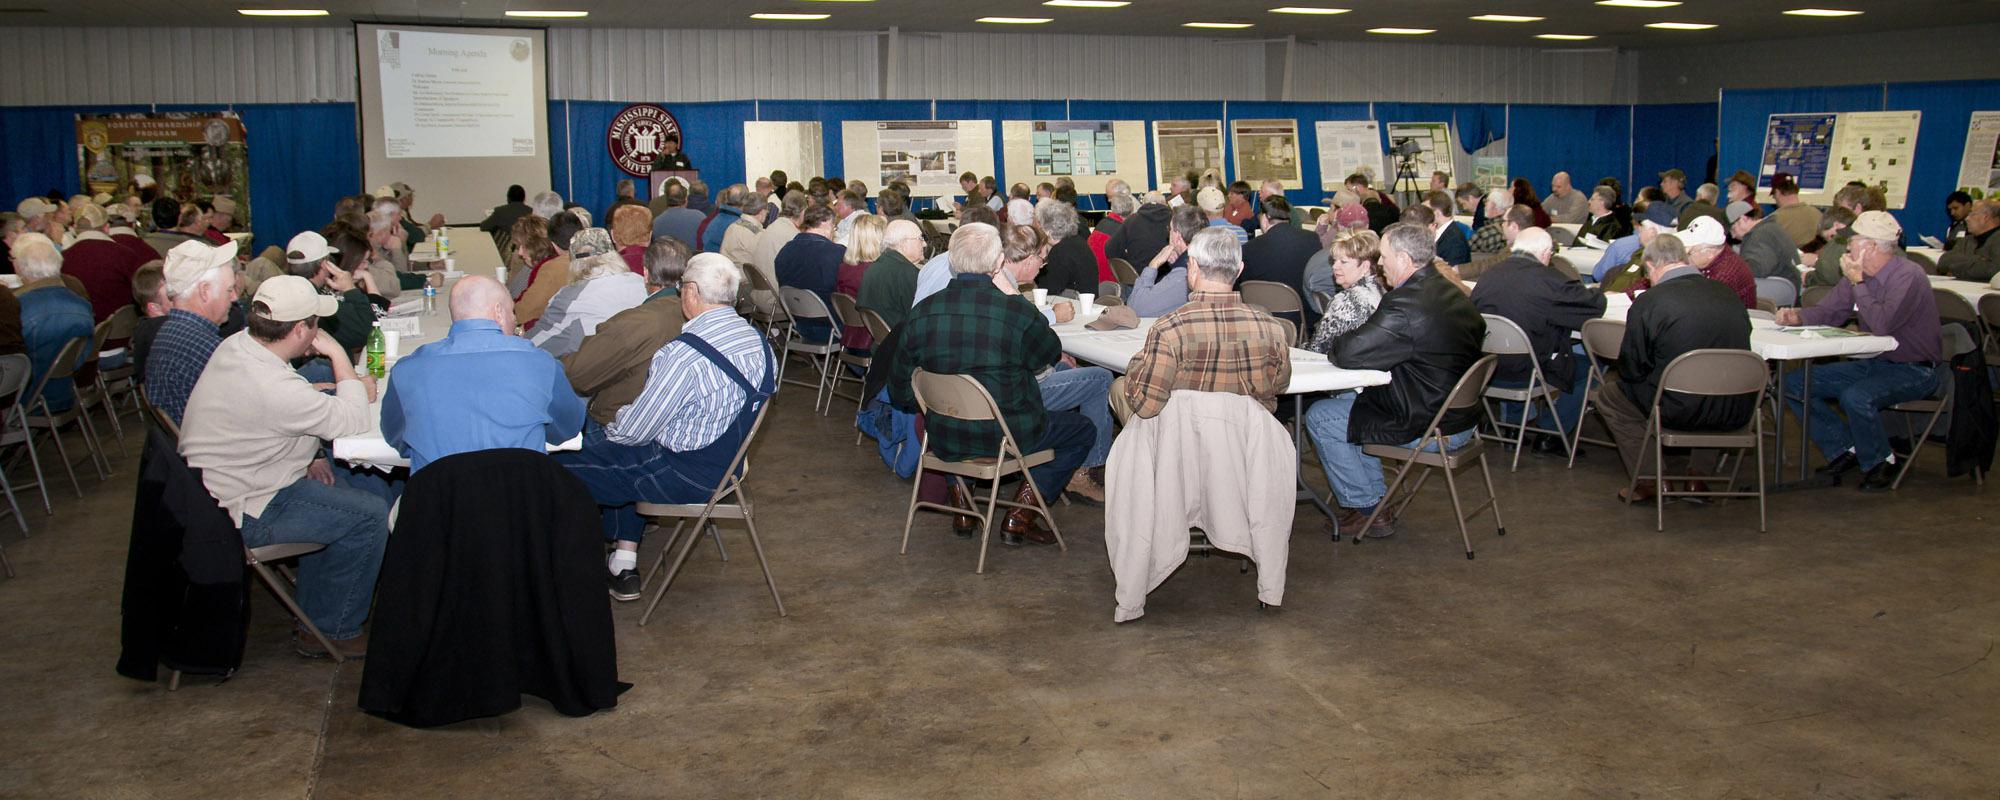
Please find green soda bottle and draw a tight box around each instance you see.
[366,320,386,378]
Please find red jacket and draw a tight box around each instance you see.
[61,234,142,323]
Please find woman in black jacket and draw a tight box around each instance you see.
[1032,200,1098,297]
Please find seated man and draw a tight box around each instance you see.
[1468,189,1513,255]
[179,275,385,659]
[1468,227,1606,451]
[773,201,845,342]
[1127,205,1206,318]
[1595,203,1678,289]
[1778,212,1944,491]
[562,238,694,426]
[381,275,586,472]
[1937,199,2000,282]
[1678,216,1757,309]
[1590,235,1754,502]
[10,233,94,413]
[1727,201,1803,306]
[1121,227,1293,419]
[126,262,169,376]
[1426,191,1472,267]
[1305,223,1486,539]
[554,256,774,601]
[990,224,1113,503]
[856,219,926,331]
[143,239,239,423]
[891,222,1095,546]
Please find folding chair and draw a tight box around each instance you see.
[77,316,126,458]
[855,307,894,445]
[96,306,140,424]
[634,403,786,626]
[0,353,50,519]
[1629,349,1769,532]
[777,287,843,412]
[1755,297,1779,316]
[1570,318,1625,468]
[1980,294,2000,363]
[1935,287,1980,327]
[1108,257,1138,286]
[1800,284,1833,310]
[1887,324,1983,490]
[1310,290,1335,316]
[899,369,1065,574]
[1351,354,1505,559]
[1272,316,1297,347]
[20,337,108,499]
[825,293,870,416]
[1478,314,1573,471]
[741,266,793,366]
[1096,280,1122,300]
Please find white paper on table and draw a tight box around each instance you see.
[379,316,421,337]
[1920,235,1945,250]
[1578,234,1610,249]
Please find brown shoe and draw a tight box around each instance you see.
[1064,471,1106,508]
[1618,480,1658,504]
[1334,507,1396,539]
[295,629,367,660]
[1000,484,1057,546]
[948,483,978,538]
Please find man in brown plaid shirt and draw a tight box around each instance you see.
[1119,227,1293,420]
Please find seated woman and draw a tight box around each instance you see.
[1306,229,1388,354]
[530,250,647,359]
[835,214,886,354]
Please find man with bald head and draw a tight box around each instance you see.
[381,275,587,472]
[1543,172,1587,225]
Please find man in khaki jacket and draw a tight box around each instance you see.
[562,237,694,424]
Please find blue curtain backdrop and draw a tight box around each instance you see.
[1885,80,2000,238]
[1508,105,1632,205]
[1631,103,1717,199]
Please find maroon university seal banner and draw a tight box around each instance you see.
[607,104,681,176]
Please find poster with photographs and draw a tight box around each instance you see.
[76,111,250,226]
[1824,111,1919,209]
[1230,119,1302,190]
[876,121,961,197]
[1384,122,1453,187]
[1152,120,1225,189]
[1955,111,2000,198]
[1313,120,1384,192]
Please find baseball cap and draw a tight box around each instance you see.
[133,174,156,189]
[252,275,339,322]
[389,181,412,196]
[373,185,396,200]
[1639,202,1678,231]
[1336,202,1369,230]
[16,197,56,218]
[211,195,237,214]
[568,227,614,258]
[1725,200,1755,224]
[73,203,107,230]
[163,238,239,292]
[1674,216,1726,248]
[285,230,339,264]
[1658,168,1687,182]
[1085,304,1139,331]
[1851,210,1902,241]
[1196,187,1225,214]
[91,192,113,206]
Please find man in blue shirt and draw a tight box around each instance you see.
[1593,202,1677,283]
[144,238,239,423]
[381,275,586,473]
[11,234,94,412]
[773,201,845,342]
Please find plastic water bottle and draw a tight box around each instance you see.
[366,320,386,378]
[422,283,437,313]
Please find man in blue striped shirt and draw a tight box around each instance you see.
[554,254,776,600]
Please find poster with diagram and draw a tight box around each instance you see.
[1000,120,1146,194]
[839,120,993,198]
[1031,121,1115,176]
[1825,110,1920,208]
[1758,113,1837,193]
[1231,119,1302,189]
[1383,122,1453,187]
[1313,120,1384,191]
[1955,111,2000,198]
[1152,120,1225,189]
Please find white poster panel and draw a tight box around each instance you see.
[1230,119,1302,190]
[839,120,995,198]
[1957,111,2000,197]
[1314,120,1384,192]
[1152,120,1225,190]
[742,121,823,190]
[1824,110,1921,209]
[1000,120,1148,194]
[1383,122,1453,189]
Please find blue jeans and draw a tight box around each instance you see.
[1026,410,1095,501]
[238,471,392,640]
[1785,359,1940,469]
[1306,391,1476,510]
[1492,344,1590,435]
[1038,365,1113,468]
[553,421,721,544]
[295,357,335,385]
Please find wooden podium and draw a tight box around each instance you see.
[648,169,700,199]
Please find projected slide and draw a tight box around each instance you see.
[375,28,537,159]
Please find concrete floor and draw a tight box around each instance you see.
[2,389,1997,799]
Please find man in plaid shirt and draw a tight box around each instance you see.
[890,223,1095,546]
[1119,227,1293,420]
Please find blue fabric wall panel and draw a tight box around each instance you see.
[1508,105,1631,203]
[550,100,757,219]
[1717,85,1884,199]
[1884,79,2000,238]
[0,105,148,210]
[1631,103,1716,200]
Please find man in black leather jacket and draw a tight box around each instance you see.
[1304,222,1487,538]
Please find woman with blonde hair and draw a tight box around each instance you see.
[609,204,652,276]
[835,214,887,351]
[1307,228,1387,353]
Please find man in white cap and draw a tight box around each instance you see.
[204,195,237,245]
[143,239,240,423]
[283,230,380,358]
[1197,186,1248,245]
[1675,216,1757,309]
[17,197,62,244]
[1777,211,1946,492]
[179,274,385,659]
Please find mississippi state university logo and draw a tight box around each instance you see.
[607,104,680,176]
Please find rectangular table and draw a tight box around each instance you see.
[1555,245,1605,280]
[1928,274,1999,306]
[408,225,504,280]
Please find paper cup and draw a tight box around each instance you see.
[383,331,401,360]
[1077,292,1095,314]
[495,265,509,285]
[1031,288,1048,306]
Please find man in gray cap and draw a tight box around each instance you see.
[1727,200,1803,305]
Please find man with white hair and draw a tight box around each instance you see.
[143,239,240,423]
[1469,227,1606,451]
[529,190,565,222]
[1777,211,1945,492]
[890,222,1096,546]
[1121,226,1293,420]
[1305,223,1486,539]
[1197,186,1248,246]
[564,237,694,426]
[381,275,585,473]
[555,255,775,600]
[1468,189,1514,255]
[1096,180,1136,245]
[753,176,779,224]
[12,233,95,412]
[1677,183,1727,231]
[61,202,146,323]
[720,188,766,267]
[832,190,867,246]
[1543,172,1587,225]
[858,218,926,330]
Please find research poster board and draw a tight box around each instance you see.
[840,120,994,198]
[1152,120,1225,189]
[1756,111,1921,208]
[1000,120,1147,194]
[1956,111,2000,197]
[1313,120,1384,191]
[76,112,249,227]
[1384,122,1453,187]
[1231,119,1302,190]
[742,121,823,190]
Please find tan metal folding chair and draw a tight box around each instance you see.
[1629,349,1769,532]
[825,293,870,416]
[1800,284,1833,310]
[1980,294,2000,364]
[21,337,109,498]
[634,403,786,627]
[1570,318,1625,468]
[0,353,51,519]
[899,369,1065,574]
[1352,354,1505,559]
[78,315,126,458]
[856,308,894,445]
[1887,324,1982,490]
[1478,313,1573,470]
[1935,287,1980,326]
[97,306,141,425]
[1310,290,1335,316]
[777,287,843,412]
[1108,257,1138,286]
[742,266,793,365]
[1096,280,1122,300]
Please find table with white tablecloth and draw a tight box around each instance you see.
[1927,274,2000,306]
